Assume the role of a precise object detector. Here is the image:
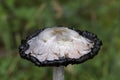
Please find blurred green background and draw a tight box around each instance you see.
[0,0,120,80]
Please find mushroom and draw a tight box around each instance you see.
[19,27,102,80]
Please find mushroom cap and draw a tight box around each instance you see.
[19,27,102,67]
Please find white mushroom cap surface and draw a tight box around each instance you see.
[25,27,94,62]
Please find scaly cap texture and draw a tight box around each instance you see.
[19,27,102,67]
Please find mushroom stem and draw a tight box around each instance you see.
[53,66,64,80]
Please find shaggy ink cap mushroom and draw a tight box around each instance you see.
[19,27,102,67]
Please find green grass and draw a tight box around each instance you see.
[0,0,120,80]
